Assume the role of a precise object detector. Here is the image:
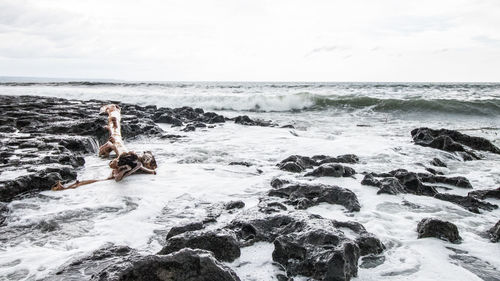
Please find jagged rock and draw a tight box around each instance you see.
[362,170,496,213]
[84,247,241,281]
[36,220,60,232]
[155,114,183,126]
[0,167,77,202]
[228,161,253,167]
[225,200,245,210]
[419,174,472,189]
[268,183,360,212]
[158,230,241,262]
[0,202,7,225]
[277,154,360,174]
[313,154,360,164]
[167,222,204,239]
[446,247,500,280]
[487,220,500,242]
[430,158,447,167]
[278,155,316,172]
[417,218,462,243]
[272,231,360,281]
[234,115,273,127]
[270,178,290,188]
[227,209,383,281]
[411,127,500,159]
[468,187,500,200]
[434,193,498,214]
[257,199,288,214]
[304,164,356,177]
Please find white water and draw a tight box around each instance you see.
[0,83,500,280]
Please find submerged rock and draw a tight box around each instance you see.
[430,158,447,167]
[468,187,500,200]
[268,183,361,212]
[487,220,500,243]
[234,115,274,127]
[434,193,498,214]
[159,230,241,262]
[417,218,462,243]
[362,169,496,213]
[411,127,500,159]
[0,202,7,225]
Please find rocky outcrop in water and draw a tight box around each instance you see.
[361,169,497,213]
[49,244,241,281]
[417,218,462,243]
[411,127,500,160]
[268,182,361,211]
[159,229,241,262]
[468,187,500,200]
[0,95,285,203]
[277,154,359,173]
[227,206,384,280]
[488,220,500,242]
[433,193,498,214]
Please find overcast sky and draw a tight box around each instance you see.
[0,0,499,82]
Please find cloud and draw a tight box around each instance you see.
[305,45,350,57]
[0,0,499,81]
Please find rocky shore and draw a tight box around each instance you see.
[1,95,499,280]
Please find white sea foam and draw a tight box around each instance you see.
[0,84,500,280]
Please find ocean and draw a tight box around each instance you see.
[0,82,499,280]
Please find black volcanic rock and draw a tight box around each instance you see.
[362,169,497,213]
[488,220,500,242]
[0,202,7,225]
[468,187,500,200]
[227,209,383,281]
[430,158,447,167]
[278,155,316,172]
[167,222,205,239]
[234,115,274,127]
[0,95,169,202]
[277,154,360,174]
[433,193,498,214]
[304,163,356,177]
[52,244,241,281]
[417,218,462,243]
[411,127,500,159]
[159,230,241,262]
[268,183,360,212]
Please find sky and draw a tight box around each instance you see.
[0,0,499,82]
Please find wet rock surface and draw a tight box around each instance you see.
[411,127,500,160]
[417,218,462,243]
[468,187,500,200]
[361,169,497,213]
[0,95,283,203]
[433,193,498,214]
[268,182,361,212]
[227,206,384,280]
[277,154,359,173]
[159,229,241,262]
[488,220,500,242]
[447,247,500,281]
[50,244,241,281]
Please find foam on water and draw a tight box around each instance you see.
[0,83,500,280]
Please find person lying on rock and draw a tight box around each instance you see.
[52,104,157,190]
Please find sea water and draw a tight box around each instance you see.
[0,82,499,280]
